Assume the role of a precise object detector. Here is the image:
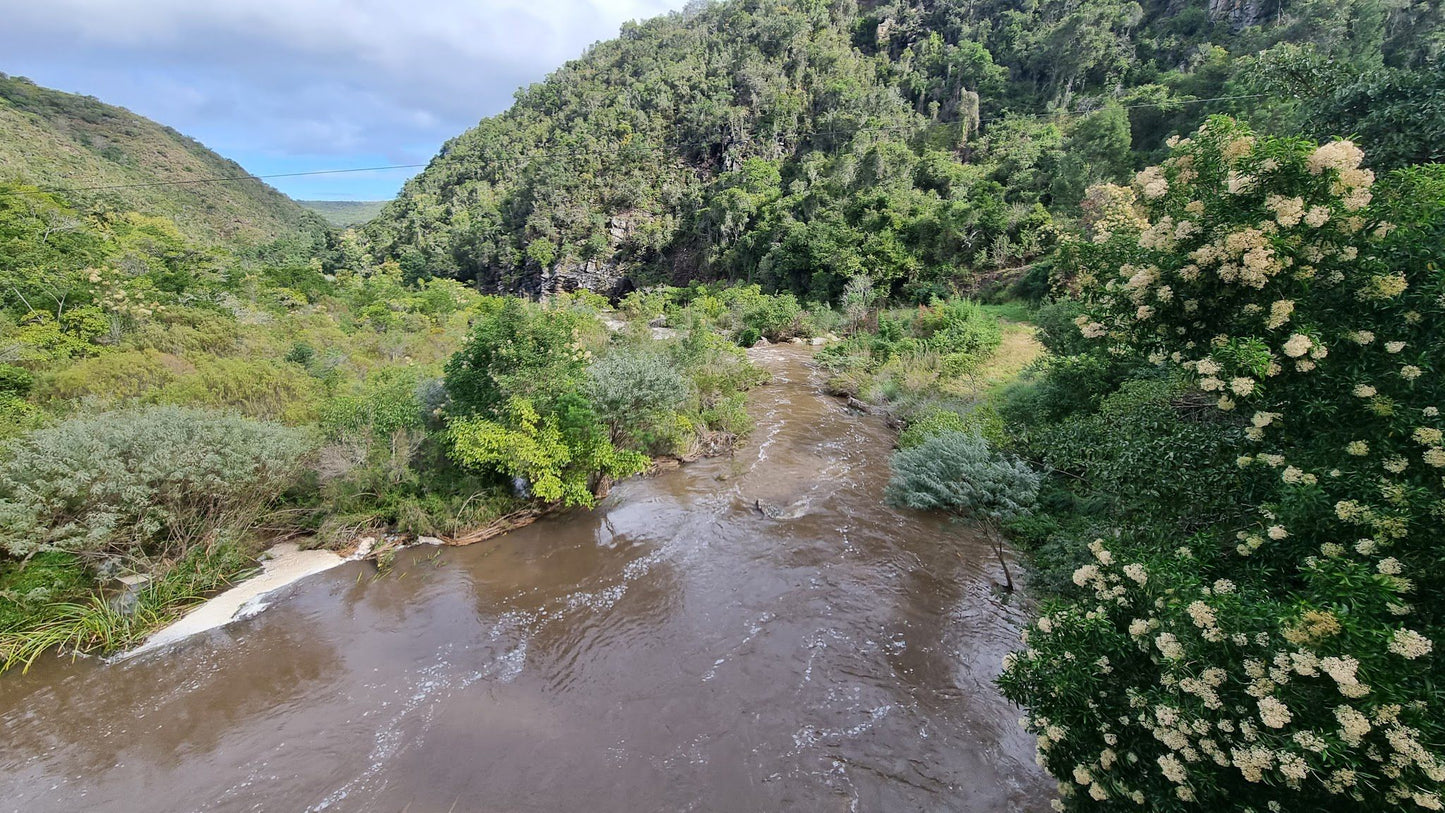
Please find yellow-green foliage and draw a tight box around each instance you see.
[158,355,325,423]
[448,397,647,508]
[38,349,186,404]
[899,404,1006,449]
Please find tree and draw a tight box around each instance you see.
[885,429,1039,590]
[443,297,591,417]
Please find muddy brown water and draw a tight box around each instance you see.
[0,346,1051,812]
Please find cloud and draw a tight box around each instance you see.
[0,0,684,198]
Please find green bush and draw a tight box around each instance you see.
[719,285,806,341]
[0,551,91,632]
[700,392,752,436]
[0,406,315,560]
[320,368,427,440]
[0,394,41,442]
[886,429,1040,590]
[1000,120,1445,811]
[900,404,1007,449]
[0,364,32,396]
[447,396,647,508]
[38,349,182,404]
[585,347,692,447]
[1030,299,1091,356]
[444,297,594,417]
[914,297,1003,358]
[158,355,324,423]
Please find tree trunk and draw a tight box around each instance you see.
[985,521,1014,592]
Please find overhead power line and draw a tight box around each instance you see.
[0,92,1273,200]
[34,163,432,195]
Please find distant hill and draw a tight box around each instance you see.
[300,200,388,227]
[0,74,324,246]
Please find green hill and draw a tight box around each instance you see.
[365,0,1442,299]
[300,200,388,227]
[0,74,324,246]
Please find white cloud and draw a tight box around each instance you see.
[0,0,685,196]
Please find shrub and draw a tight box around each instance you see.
[701,392,751,436]
[444,297,594,417]
[885,430,1040,590]
[0,406,315,561]
[719,284,806,341]
[1030,299,1091,356]
[447,396,647,508]
[900,404,1007,449]
[1000,120,1445,811]
[585,347,691,446]
[0,364,32,396]
[914,297,1003,358]
[37,349,183,404]
[320,368,427,440]
[158,355,324,423]
[0,394,41,442]
[886,430,1040,527]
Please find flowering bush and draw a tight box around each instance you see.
[1000,119,1444,810]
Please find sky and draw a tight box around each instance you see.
[0,0,686,200]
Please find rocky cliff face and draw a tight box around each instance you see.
[1207,0,1271,30]
[512,213,639,298]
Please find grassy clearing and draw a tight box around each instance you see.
[939,321,1044,399]
[815,297,1040,426]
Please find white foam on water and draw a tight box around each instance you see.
[307,638,529,812]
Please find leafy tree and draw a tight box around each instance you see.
[886,429,1040,590]
[443,297,592,417]
[447,396,647,508]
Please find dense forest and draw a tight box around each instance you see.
[365,0,1443,301]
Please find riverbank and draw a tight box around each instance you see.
[4,295,1027,671]
[1,289,796,673]
[0,341,1051,812]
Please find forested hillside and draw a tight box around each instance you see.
[0,74,325,246]
[366,0,1443,299]
[301,200,388,227]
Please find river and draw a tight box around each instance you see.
[0,345,1051,812]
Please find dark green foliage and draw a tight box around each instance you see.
[1022,378,1254,528]
[363,0,1442,303]
[0,551,91,632]
[443,297,590,417]
[1028,299,1091,356]
[0,364,32,396]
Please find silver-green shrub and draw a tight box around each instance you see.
[0,406,314,560]
[585,347,692,441]
[886,430,1040,527]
